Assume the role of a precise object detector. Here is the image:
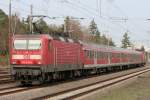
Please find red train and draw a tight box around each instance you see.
[10,34,146,84]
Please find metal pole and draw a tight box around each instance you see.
[64,19,66,33]
[8,0,12,73]
[30,5,33,34]
[108,35,109,46]
[9,0,11,34]
[97,0,102,17]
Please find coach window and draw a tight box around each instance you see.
[117,53,120,58]
[101,52,103,59]
[86,50,88,58]
[99,52,101,59]
[103,52,106,59]
[94,51,97,58]
[112,53,114,58]
[86,50,89,58]
[109,53,112,59]
[115,53,117,58]
[122,54,124,59]
[89,51,93,59]
[124,54,126,58]
[84,50,88,58]
[88,50,90,58]
[101,52,104,59]
[124,54,126,59]
[105,52,108,59]
[97,51,100,59]
[105,52,107,59]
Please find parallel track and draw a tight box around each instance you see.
[0,67,14,84]
[40,68,150,100]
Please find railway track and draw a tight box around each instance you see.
[0,66,149,100]
[0,87,28,96]
[0,67,14,84]
[41,67,150,100]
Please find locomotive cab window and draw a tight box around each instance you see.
[14,39,27,50]
[28,40,41,50]
[13,39,41,50]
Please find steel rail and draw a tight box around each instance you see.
[41,68,150,100]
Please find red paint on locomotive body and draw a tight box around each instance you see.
[10,34,83,69]
[10,35,45,66]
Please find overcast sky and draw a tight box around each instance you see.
[0,0,150,49]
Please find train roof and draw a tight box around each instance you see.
[13,34,50,38]
[82,42,142,54]
[13,34,142,54]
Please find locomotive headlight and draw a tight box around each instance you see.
[37,61,41,64]
[12,55,24,59]
[12,61,16,64]
[30,55,41,59]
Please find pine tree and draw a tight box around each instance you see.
[35,19,49,33]
[101,34,107,45]
[94,30,101,43]
[109,38,115,46]
[121,32,131,48]
[64,16,70,33]
[89,19,99,36]
[140,45,145,51]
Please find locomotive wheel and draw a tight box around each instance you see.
[38,73,45,84]
[39,76,44,84]
[48,73,53,82]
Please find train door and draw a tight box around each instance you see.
[94,51,97,65]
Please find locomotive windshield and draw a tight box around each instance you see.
[14,39,41,50]
[14,40,27,50]
[28,40,41,49]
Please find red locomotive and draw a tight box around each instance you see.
[10,34,146,84]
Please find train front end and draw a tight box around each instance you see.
[10,35,43,83]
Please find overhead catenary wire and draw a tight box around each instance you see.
[76,0,147,34]
[65,0,127,31]
[107,2,146,33]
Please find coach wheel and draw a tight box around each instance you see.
[69,71,74,79]
[20,81,27,86]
